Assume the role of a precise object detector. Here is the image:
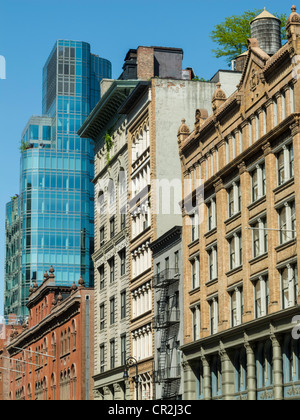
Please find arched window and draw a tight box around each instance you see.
[71,364,77,400]
[211,355,222,399]
[97,190,105,215]
[108,178,115,206]
[51,332,57,357]
[51,373,56,401]
[60,333,64,356]
[118,168,127,196]
[234,348,247,393]
[68,328,71,353]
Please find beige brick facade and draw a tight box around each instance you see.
[178,7,300,400]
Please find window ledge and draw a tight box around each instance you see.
[204,227,217,238]
[275,239,297,253]
[225,265,243,277]
[189,287,200,296]
[188,238,199,248]
[249,252,268,265]
[247,195,266,211]
[205,278,218,287]
[273,177,294,194]
[225,211,241,225]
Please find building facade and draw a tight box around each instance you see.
[5,267,94,400]
[150,226,183,400]
[4,40,111,318]
[79,78,139,401]
[118,48,241,400]
[178,7,300,400]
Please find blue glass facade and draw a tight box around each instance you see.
[5,41,111,317]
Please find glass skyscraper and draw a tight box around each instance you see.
[4,41,112,317]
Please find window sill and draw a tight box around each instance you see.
[275,239,297,253]
[249,252,268,265]
[225,265,243,277]
[247,195,266,211]
[205,278,218,287]
[189,287,200,296]
[204,227,217,238]
[225,211,241,225]
[188,238,199,248]
[273,177,294,195]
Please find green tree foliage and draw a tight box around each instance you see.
[210,9,287,66]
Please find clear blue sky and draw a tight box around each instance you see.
[0,0,291,314]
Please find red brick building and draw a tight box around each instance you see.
[5,267,94,400]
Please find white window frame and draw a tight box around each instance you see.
[280,263,298,309]
[208,297,219,335]
[230,286,243,327]
[251,162,266,203]
[250,216,268,258]
[228,231,242,270]
[253,275,269,319]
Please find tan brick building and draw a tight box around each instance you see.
[178,7,300,400]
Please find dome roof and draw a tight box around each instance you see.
[251,9,280,24]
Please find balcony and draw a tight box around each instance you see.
[153,269,180,289]
[153,366,181,383]
[153,310,180,329]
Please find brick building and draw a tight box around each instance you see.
[177,7,300,400]
[5,267,94,400]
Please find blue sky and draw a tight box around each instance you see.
[0,0,291,314]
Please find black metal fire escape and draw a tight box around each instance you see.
[153,268,181,400]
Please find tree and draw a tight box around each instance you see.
[210,9,287,66]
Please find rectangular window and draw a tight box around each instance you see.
[277,143,294,186]
[99,264,105,290]
[109,258,115,283]
[207,197,217,231]
[191,213,199,242]
[191,257,200,289]
[100,344,105,373]
[121,335,127,366]
[121,291,126,319]
[251,217,268,258]
[100,226,105,246]
[278,200,296,244]
[281,264,298,309]
[253,276,269,319]
[230,287,243,327]
[119,249,126,276]
[175,251,179,272]
[228,181,241,218]
[251,163,266,202]
[209,298,219,335]
[110,298,115,325]
[100,304,105,330]
[192,305,201,341]
[110,339,115,370]
[228,232,242,270]
[208,246,218,281]
[120,210,126,230]
[110,217,115,239]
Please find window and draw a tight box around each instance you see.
[109,258,115,283]
[110,217,115,239]
[99,265,105,290]
[280,264,298,309]
[230,287,243,327]
[228,231,242,270]
[100,304,105,330]
[277,143,294,186]
[191,256,200,289]
[253,276,269,318]
[110,298,115,325]
[100,226,105,246]
[110,340,115,370]
[121,335,127,366]
[251,217,268,258]
[119,249,126,276]
[192,305,201,341]
[121,291,126,319]
[175,251,179,272]
[209,297,219,335]
[120,208,126,230]
[278,200,296,244]
[191,212,199,242]
[165,257,169,271]
[208,246,218,281]
[251,163,266,202]
[228,181,241,218]
[207,197,217,231]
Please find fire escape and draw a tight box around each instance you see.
[153,268,181,400]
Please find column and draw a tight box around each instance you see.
[182,360,197,400]
[219,347,233,400]
[244,340,256,400]
[201,356,212,400]
[271,334,283,401]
